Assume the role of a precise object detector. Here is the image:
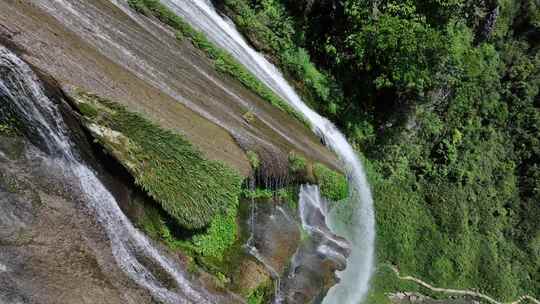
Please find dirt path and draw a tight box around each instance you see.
[387,265,539,304]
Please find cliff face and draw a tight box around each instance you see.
[0,134,156,304]
[0,0,338,177]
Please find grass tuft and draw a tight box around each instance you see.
[313,163,349,202]
[246,150,260,170]
[73,91,243,230]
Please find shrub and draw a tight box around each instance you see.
[313,163,349,201]
[288,151,348,201]
[288,151,307,174]
[192,200,239,259]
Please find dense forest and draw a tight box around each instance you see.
[216,0,539,301]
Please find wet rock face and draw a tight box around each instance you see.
[239,193,350,304]
[0,45,156,304]
[249,201,301,275]
[279,233,350,303]
[279,186,351,304]
[0,0,340,178]
[0,136,242,304]
[279,239,345,304]
[0,137,155,304]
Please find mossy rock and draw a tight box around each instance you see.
[0,136,25,160]
[72,92,243,230]
[312,163,348,202]
[288,151,348,201]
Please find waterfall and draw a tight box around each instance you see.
[157,1,376,302]
[298,185,350,262]
[0,46,217,304]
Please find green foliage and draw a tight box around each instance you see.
[242,188,273,200]
[246,280,272,304]
[363,18,538,300]
[247,292,264,304]
[223,0,540,300]
[127,0,308,126]
[288,151,307,174]
[278,186,299,211]
[243,110,256,123]
[346,7,444,92]
[138,198,237,264]
[192,199,239,259]
[312,163,349,201]
[76,102,99,119]
[223,0,343,116]
[137,201,192,252]
[0,114,20,137]
[0,123,15,136]
[246,150,260,169]
[241,186,298,209]
[287,151,348,201]
[74,92,243,230]
[365,264,423,304]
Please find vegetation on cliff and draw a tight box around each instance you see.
[0,102,23,137]
[72,92,346,304]
[219,0,540,301]
[73,92,242,256]
[288,151,349,201]
[0,120,17,136]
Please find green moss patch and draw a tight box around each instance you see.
[192,200,238,258]
[246,150,260,170]
[73,92,243,230]
[127,0,308,127]
[312,163,348,202]
[0,112,21,137]
[288,151,348,201]
[246,281,273,304]
[0,123,15,136]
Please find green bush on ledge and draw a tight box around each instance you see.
[313,163,349,202]
[73,92,243,230]
[288,151,348,201]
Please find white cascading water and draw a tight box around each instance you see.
[0,46,216,304]
[298,185,350,260]
[157,1,376,302]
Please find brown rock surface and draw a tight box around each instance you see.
[0,0,339,177]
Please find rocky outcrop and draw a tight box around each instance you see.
[278,185,351,304]
[0,45,243,304]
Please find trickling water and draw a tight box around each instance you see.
[246,245,283,302]
[0,46,217,304]
[244,178,284,302]
[158,1,376,302]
